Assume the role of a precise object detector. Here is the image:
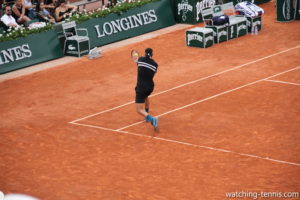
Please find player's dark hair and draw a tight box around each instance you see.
[145,48,153,58]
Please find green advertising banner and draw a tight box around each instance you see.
[0,0,176,74]
[276,0,296,21]
[0,30,63,74]
[175,0,216,24]
[77,0,176,48]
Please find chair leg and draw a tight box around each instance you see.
[64,40,67,55]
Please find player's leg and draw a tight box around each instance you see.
[145,97,149,113]
[135,103,157,125]
[144,90,158,130]
[135,91,158,130]
[136,103,148,117]
[135,90,148,117]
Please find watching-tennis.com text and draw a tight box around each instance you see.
[225,191,299,199]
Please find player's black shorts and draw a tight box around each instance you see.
[135,87,153,103]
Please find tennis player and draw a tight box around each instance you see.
[135,48,158,130]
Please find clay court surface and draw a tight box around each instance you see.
[1,2,300,200]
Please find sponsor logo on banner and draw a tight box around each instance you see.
[204,35,214,45]
[282,0,291,20]
[187,33,203,45]
[218,30,227,39]
[178,0,193,21]
[0,44,32,65]
[66,44,78,55]
[94,10,158,38]
[237,24,247,33]
[196,0,215,21]
[68,44,76,51]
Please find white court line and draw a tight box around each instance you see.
[70,45,300,124]
[70,122,300,167]
[117,66,300,131]
[264,79,300,86]
[69,67,300,167]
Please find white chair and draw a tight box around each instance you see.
[61,21,90,57]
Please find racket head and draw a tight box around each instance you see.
[131,50,140,63]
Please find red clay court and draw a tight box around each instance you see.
[0,1,300,200]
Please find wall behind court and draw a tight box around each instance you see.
[0,0,175,74]
[0,30,64,74]
[77,0,176,48]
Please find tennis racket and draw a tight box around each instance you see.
[131,50,140,63]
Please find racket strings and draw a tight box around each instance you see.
[131,50,140,63]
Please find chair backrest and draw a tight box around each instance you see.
[202,7,213,18]
[212,5,224,16]
[61,21,77,37]
[201,7,213,26]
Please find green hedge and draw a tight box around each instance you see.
[0,0,158,43]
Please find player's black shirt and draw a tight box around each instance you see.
[135,56,158,91]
